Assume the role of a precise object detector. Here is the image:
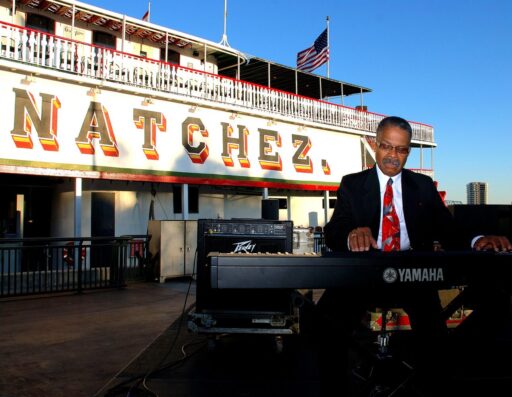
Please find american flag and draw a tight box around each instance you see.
[142,2,151,22]
[296,29,329,73]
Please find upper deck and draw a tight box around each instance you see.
[0,0,434,147]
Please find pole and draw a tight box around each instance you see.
[71,1,75,38]
[326,16,330,78]
[268,62,271,88]
[431,147,435,180]
[237,53,240,79]
[420,144,424,170]
[121,15,126,52]
[74,177,82,237]
[165,32,168,62]
[287,195,291,221]
[220,0,230,46]
[204,42,207,72]
[121,15,126,73]
[182,183,189,220]
[323,190,329,226]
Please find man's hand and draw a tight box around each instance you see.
[473,235,512,252]
[348,227,378,252]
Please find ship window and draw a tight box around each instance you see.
[26,13,55,34]
[322,198,337,209]
[93,31,116,49]
[173,186,199,214]
[160,48,180,65]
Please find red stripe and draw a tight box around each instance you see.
[99,172,339,191]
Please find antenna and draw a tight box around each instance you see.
[219,0,230,46]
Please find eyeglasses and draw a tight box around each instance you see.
[376,141,410,155]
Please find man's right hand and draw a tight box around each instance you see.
[348,227,378,252]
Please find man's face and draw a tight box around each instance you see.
[375,125,411,177]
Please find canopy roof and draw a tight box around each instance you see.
[217,55,371,99]
[18,0,371,100]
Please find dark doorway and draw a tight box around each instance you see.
[91,192,115,268]
[91,192,115,237]
[0,175,56,271]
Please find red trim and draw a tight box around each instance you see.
[0,164,339,191]
[99,172,339,191]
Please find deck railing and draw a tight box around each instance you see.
[0,22,434,143]
[0,235,150,298]
[409,168,434,178]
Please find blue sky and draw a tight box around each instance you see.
[87,0,512,204]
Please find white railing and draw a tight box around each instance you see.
[0,22,434,143]
[410,169,434,178]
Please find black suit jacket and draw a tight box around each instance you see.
[324,167,458,252]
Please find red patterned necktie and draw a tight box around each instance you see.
[382,178,400,251]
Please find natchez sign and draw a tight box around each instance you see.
[0,72,363,190]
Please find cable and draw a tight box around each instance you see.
[154,193,169,219]
[125,249,200,397]
[103,250,199,397]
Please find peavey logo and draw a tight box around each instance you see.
[383,267,444,283]
[232,240,256,253]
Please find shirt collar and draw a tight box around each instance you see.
[376,165,402,190]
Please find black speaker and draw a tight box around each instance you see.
[196,219,293,313]
[262,199,279,220]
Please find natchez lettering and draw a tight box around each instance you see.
[10,89,328,174]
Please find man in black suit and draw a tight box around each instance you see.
[316,116,511,395]
[324,116,510,253]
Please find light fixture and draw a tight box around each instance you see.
[229,112,239,120]
[141,97,154,106]
[267,119,276,127]
[20,75,35,85]
[188,105,198,113]
[298,125,306,131]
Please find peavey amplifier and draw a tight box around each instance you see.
[195,219,293,313]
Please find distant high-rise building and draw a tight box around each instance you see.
[466,182,488,205]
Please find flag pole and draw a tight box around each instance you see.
[220,0,230,46]
[326,15,330,78]
[148,0,151,22]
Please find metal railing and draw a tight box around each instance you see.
[0,21,434,143]
[0,235,149,298]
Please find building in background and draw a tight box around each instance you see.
[467,182,488,205]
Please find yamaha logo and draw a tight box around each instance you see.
[382,267,445,283]
[383,267,398,283]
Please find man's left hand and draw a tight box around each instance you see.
[474,235,512,252]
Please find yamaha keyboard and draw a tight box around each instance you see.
[208,250,512,290]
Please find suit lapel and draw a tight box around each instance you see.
[401,170,419,244]
[363,168,381,237]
